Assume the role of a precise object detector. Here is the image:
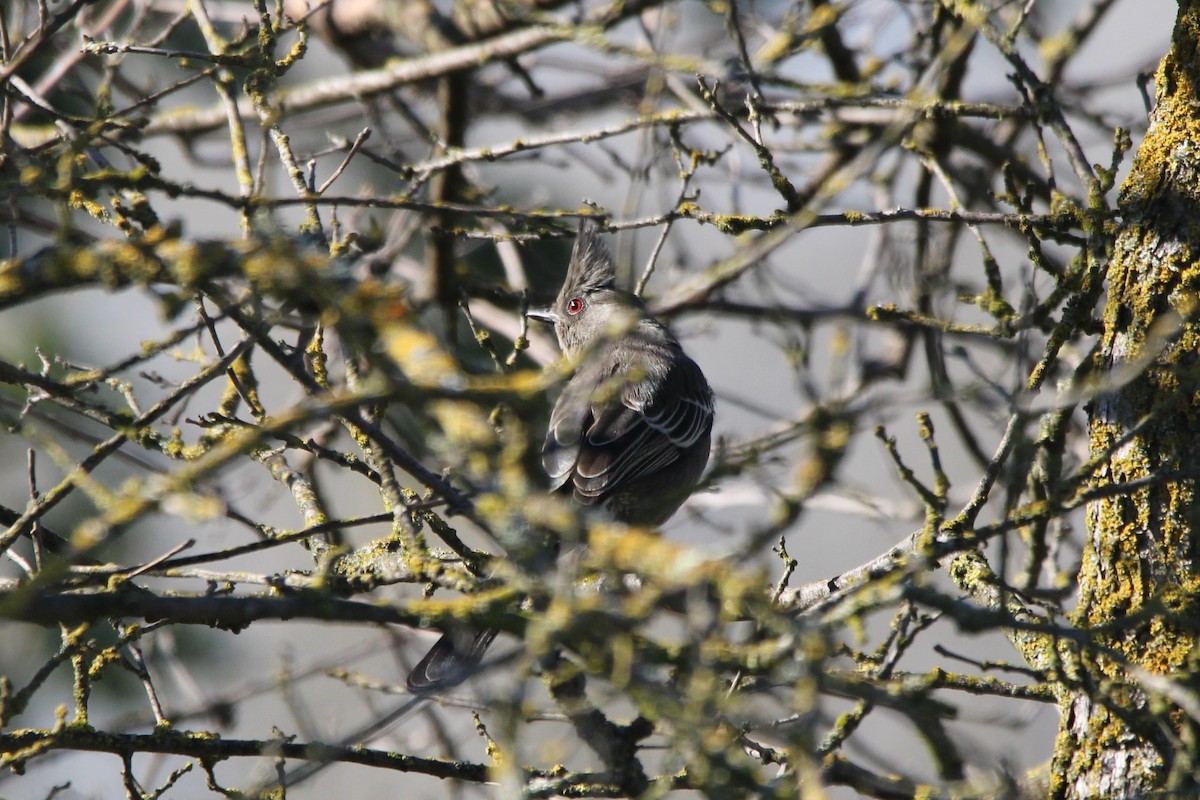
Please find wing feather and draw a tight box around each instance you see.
[542,341,713,510]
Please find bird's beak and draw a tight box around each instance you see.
[526,307,558,324]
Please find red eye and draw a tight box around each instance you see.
[566,297,584,315]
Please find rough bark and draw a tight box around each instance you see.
[1057,2,1200,796]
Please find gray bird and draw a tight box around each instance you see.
[406,219,714,693]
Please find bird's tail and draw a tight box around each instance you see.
[406,628,499,693]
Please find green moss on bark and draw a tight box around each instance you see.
[1058,4,1200,796]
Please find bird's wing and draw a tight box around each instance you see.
[543,372,591,491]
[543,354,713,503]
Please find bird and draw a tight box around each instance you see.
[405,219,714,693]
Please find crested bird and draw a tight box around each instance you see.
[406,219,714,692]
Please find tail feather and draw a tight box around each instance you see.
[406,628,499,693]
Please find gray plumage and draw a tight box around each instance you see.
[406,220,714,693]
[533,220,714,524]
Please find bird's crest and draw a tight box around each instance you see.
[562,219,616,296]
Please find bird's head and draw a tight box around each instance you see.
[527,219,646,357]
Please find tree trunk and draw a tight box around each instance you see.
[1057,1,1200,795]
